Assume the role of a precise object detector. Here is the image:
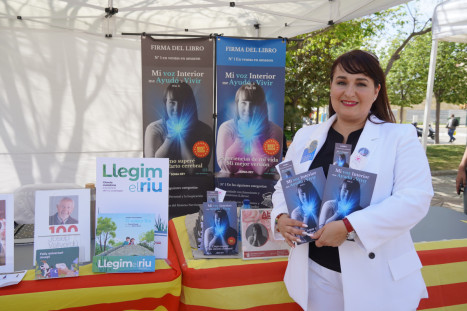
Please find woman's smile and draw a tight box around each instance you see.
[341,100,358,107]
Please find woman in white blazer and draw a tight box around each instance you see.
[271,50,433,311]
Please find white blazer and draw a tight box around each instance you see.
[271,115,433,311]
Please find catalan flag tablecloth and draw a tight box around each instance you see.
[0,236,181,311]
[416,239,467,311]
[169,216,301,311]
[171,214,467,311]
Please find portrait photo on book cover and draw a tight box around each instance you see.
[246,223,268,247]
[49,196,79,226]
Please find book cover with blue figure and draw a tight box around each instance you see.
[202,202,238,255]
[281,167,326,244]
[333,143,351,168]
[319,165,377,227]
[277,160,295,179]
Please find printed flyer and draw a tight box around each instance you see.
[241,208,289,259]
[0,194,14,273]
[92,213,155,273]
[33,189,91,264]
[96,157,169,259]
[141,36,215,217]
[215,37,286,208]
[35,247,79,280]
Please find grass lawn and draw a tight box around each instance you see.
[426,144,465,171]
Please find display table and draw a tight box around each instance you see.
[169,215,301,311]
[0,237,182,311]
[171,214,467,311]
[416,239,467,310]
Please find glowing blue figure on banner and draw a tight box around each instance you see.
[144,82,212,171]
[291,180,321,233]
[217,83,283,175]
[204,209,238,255]
[236,105,267,155]
[166,112,191,141]
[319,178,362,227]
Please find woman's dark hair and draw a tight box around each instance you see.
[329,50,395,123]
[234,83,269,133]
[214,209,230,227]
[251,223,268,245]
[296,180,321,207]
[162,82,198,123]
[339,178,361,209]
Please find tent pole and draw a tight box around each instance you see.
[122,32,303,41]
[422,39,438,151]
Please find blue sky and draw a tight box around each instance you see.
[373,0,442,54]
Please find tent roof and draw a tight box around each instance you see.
[1,0,407,38]
[432,0,467,43]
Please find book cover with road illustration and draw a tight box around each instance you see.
[92,213,155,273]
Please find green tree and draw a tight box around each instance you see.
[139,229,154,244]
[377,3,432,75]
[285,16,385,133]
[385,33,430,122]
[432,41,467,142]
[96,217,117,254]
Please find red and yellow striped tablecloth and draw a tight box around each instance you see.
[169,216,301,311]
[416,239,467,311]
[171,214,467,311]
[0,236,182,311]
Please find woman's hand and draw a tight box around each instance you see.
[311,220,348,247]
[276,214,307,248]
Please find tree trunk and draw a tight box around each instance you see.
[399,106,404,123]
[435,99,441,144]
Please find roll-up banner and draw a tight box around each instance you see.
[215,38,286,208]
[141,37,215,218]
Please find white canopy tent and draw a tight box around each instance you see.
[421,0,467,149]
[0,0,407,195]
[1,0,407,38]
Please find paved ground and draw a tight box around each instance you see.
[431,170,465,213]
[423,126,466,214]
